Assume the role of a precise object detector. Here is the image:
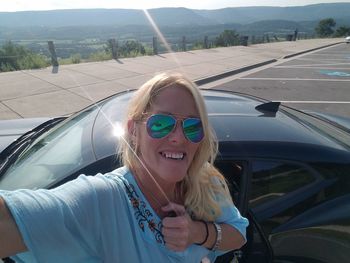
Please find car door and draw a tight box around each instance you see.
[215,160,273,263]
[247,159,350,263]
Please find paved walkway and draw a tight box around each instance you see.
[0,38,343,120]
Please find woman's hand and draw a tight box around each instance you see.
[161,203,246,252]
[0,197,27,258]
[161,203,205,251]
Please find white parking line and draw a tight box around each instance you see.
[275,67,350,70]
[241,77,350,82]
[278,101,350,104]
[286,58,350,62]
[275,63,350,68]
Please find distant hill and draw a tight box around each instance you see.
[1,2,350,50]
[0,9,146,27]
[239,20,309,35]
[0,8,213,27]
[0,3,350,27]
[194,3,350,24]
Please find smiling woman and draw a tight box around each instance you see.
[0,72,248,263]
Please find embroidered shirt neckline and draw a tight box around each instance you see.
[123,173,165,245]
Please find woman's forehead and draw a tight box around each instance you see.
[151,85,194,102]
[150,86,199,115]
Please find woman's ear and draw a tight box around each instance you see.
[127,119,136,137]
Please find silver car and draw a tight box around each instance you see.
[345,36,350,43]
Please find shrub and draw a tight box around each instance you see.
[88,50,112,62]
[70,53,81,64]
[0,41,49,72]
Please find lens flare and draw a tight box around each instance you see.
[113,122,125,137]
[142,9,183,69]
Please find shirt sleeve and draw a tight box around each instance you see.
[0,173,124,263]
[217,201,249,240]
[206,192,249,261]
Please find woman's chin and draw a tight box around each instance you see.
[158,169,187,184]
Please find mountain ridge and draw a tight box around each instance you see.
[0,3,350,27]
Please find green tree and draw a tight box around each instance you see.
[215,30,240,47]
[105,39,146,58]
[119,40,146,57]
[315,18,336,37]
[192,41,205,50]
[0,41,49,72]
[335,26,350,37]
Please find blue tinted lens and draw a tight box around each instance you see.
[146,114,204,143]
[183,118,204,143]
[146,114,176,139]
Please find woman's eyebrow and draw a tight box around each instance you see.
[156,111,200,118]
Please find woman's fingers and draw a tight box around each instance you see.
[161,202,186,216]
[161,204,193,251]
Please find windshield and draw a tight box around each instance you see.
[0,106,99,190]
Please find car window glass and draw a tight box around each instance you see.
[0,107,98,190]
[92,91,133,159]
[249,160,324,236]
[249,161,315,208]
[215,160,246,209]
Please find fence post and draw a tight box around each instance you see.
[153,36,158,55]
[204,36,208,49]
[293,28,298,41]
[286,34,293,41]
[240,36,249,46]
[108,38,118,59]
[47,41,58,67]
[182,36,186,51]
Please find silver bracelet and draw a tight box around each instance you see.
[211,222,222,251]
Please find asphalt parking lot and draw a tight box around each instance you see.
[208,43,350,117]
[0,38,344,120]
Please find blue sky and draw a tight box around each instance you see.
[1,0,349,12]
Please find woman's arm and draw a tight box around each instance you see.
[196,222,245,251]
[161,203,246,252]
[0,197,27,258]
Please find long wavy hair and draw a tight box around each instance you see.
[119,72,232,221]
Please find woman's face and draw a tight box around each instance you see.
[136,85,201,187]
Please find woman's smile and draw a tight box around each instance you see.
[160,151,186,160]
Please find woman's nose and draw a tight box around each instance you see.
[168,122,186,143]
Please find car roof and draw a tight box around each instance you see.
[203,90,350,160]
[92,89,350,163]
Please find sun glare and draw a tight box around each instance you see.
[113,122,125,138]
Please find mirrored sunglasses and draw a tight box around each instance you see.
[146,114,204,143]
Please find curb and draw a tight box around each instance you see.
[282,42,343,59]
[194,59,277,86]
[194,41,343,86]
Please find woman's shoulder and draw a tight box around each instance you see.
[100,166,130,181]
[79,166,131,191]
[48,166,131,199]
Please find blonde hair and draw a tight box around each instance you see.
[119,72,232,221]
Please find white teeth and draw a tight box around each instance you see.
[163,152,184,160]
